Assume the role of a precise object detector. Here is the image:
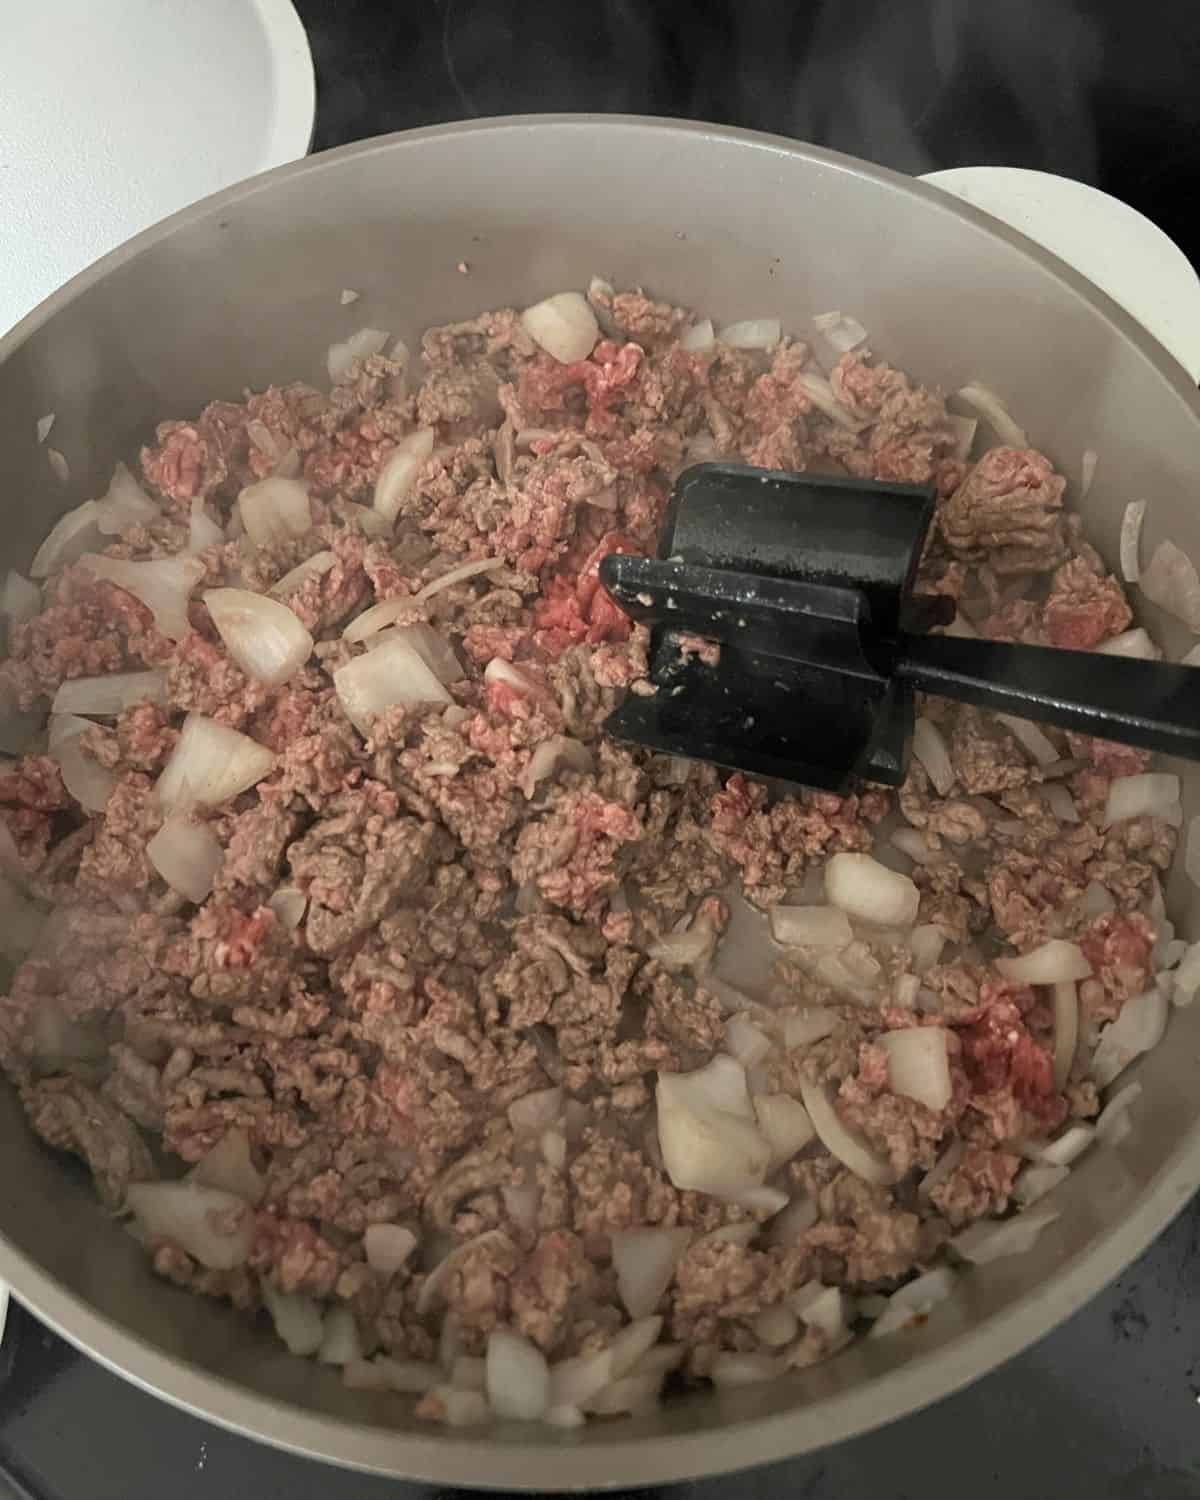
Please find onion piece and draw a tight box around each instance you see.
[521,292,599,364]
[47,448,70,483]
[611,1228,692,1318]
[368,625,464,690]
[754,1093,815,1165]
[1103,771,1181,827]
[334,636,451,734]
[147,815,223,903]
[878,1027,952,1112]
[783,1008,839,1048]
[710,1353,784,1387]
[770,904,853,949]
[1042,783,1080,824]
[954,383,1027,446]
[270,550,335,598]
[1052,980,1079,1089]
[29,500,104,578]
[679,319,715,353]
[762,1195,817,1248]
[327,327,390,384]
[1034,1122,1095,1168]
[188,495,224,553]
[1139,538,1200,630]
[49,715,117,811]
[725,1015,772,1069]
[868,1267,957,1339]
[126,1182,254,1270]
[508,1086,563,1138]
[265,887,305,930]
[520,735,593,799]
[339,289,360,306]
[825,852,919,928]
[716,317,781,350]
[1095,1081,1141,1146]
[188,1129,265,1206]
[485,1329,550,1421]
[790,1284,849,1345]
[203,588,313,687]
[951,1205,1059,1264]
[260,1280,324,1356]
[812,310,868,353]
[374,428,436,523]
[655,1056,770,1197]
[238,477,312,547]
[996,939,1091,986]
[1012,1163,1069,1208]
[994,712,1057,767]
[1096,626,1160,660]
[156,713,275,811]
[414,556,505,603]
[549,1348,614,1409]
[797,1076,896,1186]
[890,827,933,866]
[913,717,955,794]
[343,595,417,643]
[318,1305,362,1367]
[793,371,865,430]
[1119,500,1146,583]
[36,413,55,443]
[95,463,159,534]
[583,1373,662,1415]
[608,1316,664,1379]
[416,1231,511,1317]
[363,1223,417,1275]
[1080,448,1098,500]
[1,569,40,632]
[909,924,947,976]
[946,414,978,463]
[51,668,167,718]
[1172,938,1200,1005]
[1091,988,1169,1087]
[428,1386,492,1427]
[79,553,204,641]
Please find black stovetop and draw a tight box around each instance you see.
[4,1,1200,1495]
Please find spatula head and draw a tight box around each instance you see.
[599,463,939,791]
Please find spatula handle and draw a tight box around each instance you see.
[896,632,1200,762]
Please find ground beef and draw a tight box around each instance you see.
[0,286,1177,1420]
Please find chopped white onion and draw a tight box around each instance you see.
[343,595,416,643]
[187,496,224,554]
[266,886,305,931]
[549,1348,614,1409]
[188,1129,265,1206]
[608,1316,664,1379]
[368,625,464,688]
[611,1228,692,1319]
[1080,448,1098,500]
[318,1305,362,1367]
[1042,783,1080,824]
[1091,987,1169,1087]
[878,1026,952,1112]
[783,1008,839,1048]
[790,1284,849,1345]
[994,712,1058,767]
[748,1305,797,1348]
[543,1403,585,1429]
[339,289,360,306]
[797,1076,895,1186]
[126,1182,254,1270]
[825,852,919,928]
[49,715,117,811]
[415,1231,509,1317]
[793,371,865,430]
[204,588,313,687]
[1103,772,1181,827]
[754,1093,815,1165]
[1172,938,1200,1005]
[335,637,451,734]
[655,1056,770,1198]
[770,904,853,949]
[29,500,104,578]
[156,713,275,811]
[327,327,390,384]
[951,1205,1059,1264]
[1,569,40,632]
[710,1352,783,1387]
[147,815,223,904]
[1139,538,1200,630]
[996,939,1092,986]
[954,383,1027,446]
[868,1266,957,1338]
[485,1329,550,1421]
[521,292,599,364]
[1052,980,1079,1089]
[679,319,715,353]
[363,1223,418,1275]
[238,477,312,548]
[521,734,593,799]
[1120,499,1146,583]
[725,1015,772,1069]
[909,924,947,976]
[374,428,436,523]
[1095,1081,1142,1145]
[1012,1162,1069,1208]
[890,827,934,866]
[1096,626,1160,661]
[430,1386,492,1427]
[1035,1122,1095,1168]
[913,717,955,795]
[36,412,55,443]
[79,553,204,641]
[414,556,506,603]
[261,1280,325,1356]
[47,447,70,483]
[95,463,159,535]
[812,310,868,353]
[270,550,336,598]
[508,1086,563,1138]
[717,318,781,350]
[763,1194,818,1247]
[51,669,167,718]
[947,414,978,463]
[583,1372,662,1415]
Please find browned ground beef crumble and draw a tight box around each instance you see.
[0,286,1175,1421]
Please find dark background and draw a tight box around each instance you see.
[3,1,1200,1495]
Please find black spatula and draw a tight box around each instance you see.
[598,462,1200,792]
